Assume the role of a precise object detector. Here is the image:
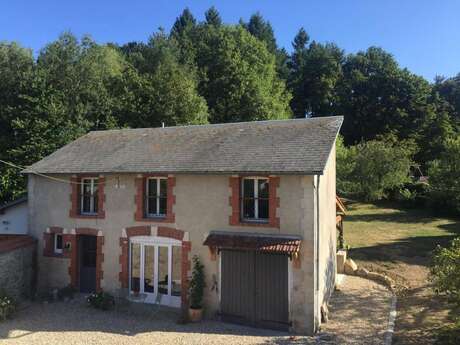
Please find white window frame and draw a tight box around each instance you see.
[146,177,167,218]
[241,177,269,222]
[80,177,98,215]
[54,233,63,254]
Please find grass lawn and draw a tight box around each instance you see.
[343,201,460,345]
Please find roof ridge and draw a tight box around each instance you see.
[88,116,344,134]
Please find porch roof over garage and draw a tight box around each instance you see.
[203,230,301,255]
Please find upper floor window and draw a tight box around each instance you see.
[81,178,98,215]
[241,177,269,222]
[146,177,167,217]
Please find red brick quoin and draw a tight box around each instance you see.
[69,175,106,219]
[134,175,175,223]
[67,228,104,292]
[229,176,280,228]
[119,226,191,307]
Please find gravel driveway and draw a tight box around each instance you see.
[0,276,392,345]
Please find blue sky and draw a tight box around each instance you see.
[1,0,458,81]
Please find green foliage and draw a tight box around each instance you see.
[57,285,77,300]
[427,136,460,214]
[0,291,16,321]
[430,237,460,308]
[189,255,205,309]
[87,291,115,310]
[192,25,292,123]
[337,135,414,201]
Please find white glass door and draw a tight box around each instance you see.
[129,236,182,308]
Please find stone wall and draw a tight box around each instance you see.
[0,236,36,300]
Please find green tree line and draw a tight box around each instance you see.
[1,7,460,212]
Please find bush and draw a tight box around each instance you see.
[430,237,460,308]
[0,291,16,321]
[87,291,115,310]
[57,285,77,300]
[189,255,205,309]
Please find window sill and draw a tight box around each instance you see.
[137,215,174,223]
[71,213,105,219]
[232,220,276,228]
[44,252,66,258]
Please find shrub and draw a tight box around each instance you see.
[189,255,205,309]
[57,285,77,300]
[430,237,460,308]
[0,291,16,321]
[87,291,115,310]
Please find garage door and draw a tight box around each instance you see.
[220,250,289,330]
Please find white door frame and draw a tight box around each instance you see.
[129,236,182,308]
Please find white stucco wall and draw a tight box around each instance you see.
[0,202,28,235]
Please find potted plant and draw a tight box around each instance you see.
[188,255,205,322]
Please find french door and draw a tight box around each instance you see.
[129,236,182,308]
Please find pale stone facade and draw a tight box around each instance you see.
[27,142,337,334]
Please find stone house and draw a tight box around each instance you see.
[24,116,342,334]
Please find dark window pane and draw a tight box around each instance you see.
[93,190,98,213]
[258,199,269,219]
[92,182,98,195]
[82,195,91,213]
[148,179,157,197]
[56,235,63,249]
[144,246,154,293]
[243,179,254,198]
[83,181,92,195]
[159,197,167,215]
[160,179,167,197]
[243,198,255,219]
[148,197,157,215]
[258,179,269,198]
[131,243,140,293]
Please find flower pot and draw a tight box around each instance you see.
[188,307,203,322]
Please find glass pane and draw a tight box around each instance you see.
[93,190,98,213]
[148,179,157,197]
[92,181,98,195]
[171,246,182,297]
[159,197,167,215]
[160,179,167,197]
[82,195,91,213]
[55,235,63,249]
[144,246,154,293]
[243,198,255,219]
[130,243,141,293]
[258,199,269,219]
[258,179,269,198]
[83,180,92,194]
[243,179,254,198]
[158,246,168,295]
[147,197,157,215]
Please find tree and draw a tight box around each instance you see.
[170,8,197,66]
[205,6,222,27]
[194,25,292,123]
[337,135,414,201]
[428,136,460,214]
[115,32,208,128]
[336,47,435,145]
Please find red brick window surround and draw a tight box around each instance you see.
[43,226,65,257]
[229,176,280,228]
[69,175,106,219]
[135,175,175,223]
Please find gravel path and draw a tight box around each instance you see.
[318,275,393,345]
[0,276,392,345]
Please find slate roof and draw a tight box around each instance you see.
[24,116,343,175]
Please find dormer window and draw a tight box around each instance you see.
[241,177,269,222]
[81,178,98,215]
[145,177,167,218]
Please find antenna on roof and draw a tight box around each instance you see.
[162,122,165,128]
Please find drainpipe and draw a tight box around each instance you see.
[314,174,321,332]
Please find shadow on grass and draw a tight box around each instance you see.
[350,232,460,266]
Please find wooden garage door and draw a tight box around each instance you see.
[221,250,289,330]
